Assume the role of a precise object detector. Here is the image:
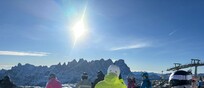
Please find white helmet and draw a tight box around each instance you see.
[107,64,120,77]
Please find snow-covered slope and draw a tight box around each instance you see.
[0,59,132,86]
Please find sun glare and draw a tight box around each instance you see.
[73,20,85,40]
[71,5,87,48]
[72,19,87,47]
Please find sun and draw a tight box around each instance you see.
[73,20,85,39]
[72,19,86,46]
[71,5,87,47]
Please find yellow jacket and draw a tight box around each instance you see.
[95,73,127,88]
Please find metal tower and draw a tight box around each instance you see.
[167,59,204,78]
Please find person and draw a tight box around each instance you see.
[45,73,62,88]
[198,77,203,88]
[128,75,137,88]
[76,72,92,88]
[169,70,192,88]
[192,76,197,88]
[92,71,104,88]
[0,75,17,88]
[140,72,152,88]
[95,64,127,88]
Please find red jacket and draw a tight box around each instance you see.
[128,78,137,88]
[46,78,62,88]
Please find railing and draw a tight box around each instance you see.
[167,62,204,71]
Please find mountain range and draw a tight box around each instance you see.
[1,59,203,86]
[0,59,132,86]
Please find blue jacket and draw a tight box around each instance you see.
[140,79,152,88]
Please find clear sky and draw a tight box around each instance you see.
[0,0,204,73]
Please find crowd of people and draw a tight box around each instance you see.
[45,64,204,88]
[0,64,203,88]
[45,64,152,88]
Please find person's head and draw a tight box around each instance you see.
[98,71,102,74]
[142,72,149,79]
[200,76,203,81]
[49,73,56,80]
[97,71,103,76]
[97,70,104,79]
[107,64,120,77]
[127,77,131,82]
[3,75,10,81]
[169,70,192,88]
[81,72,88,80]
[130,75,136,79]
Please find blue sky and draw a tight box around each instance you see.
[0,0,204,73]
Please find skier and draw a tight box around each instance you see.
[128,75,137,88]
[76,72,92,88]
[192,76,197,88]
[0,75,17,88]
[92,71,104,88]
[140,72,152,88]
[95,64,127,88]
[198,77,203,88]
[169,70,192,88]
[46,73,62,88]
